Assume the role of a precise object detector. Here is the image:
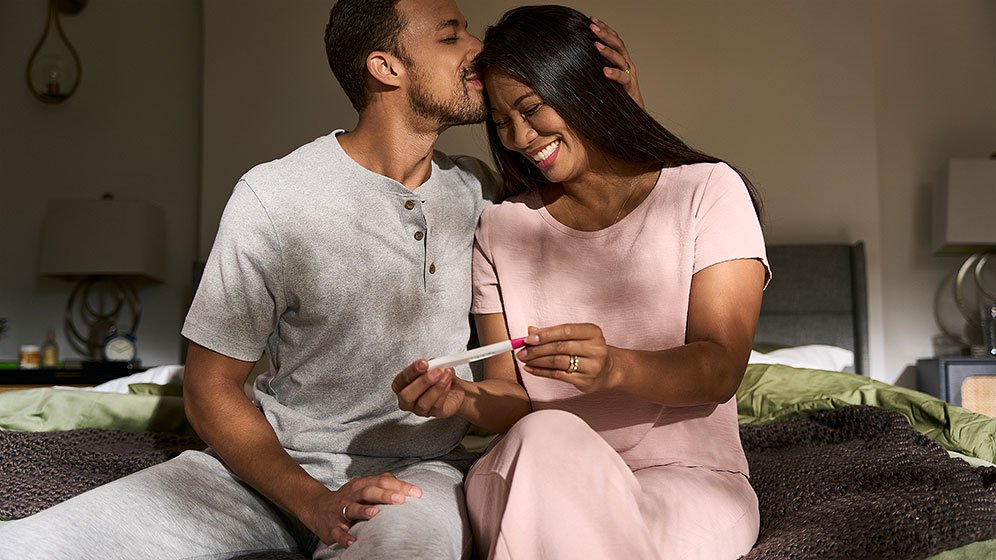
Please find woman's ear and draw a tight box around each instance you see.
[366,51,404,88]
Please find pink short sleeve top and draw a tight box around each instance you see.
[472,163,769,473]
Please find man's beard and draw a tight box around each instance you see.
[407,66,487,128]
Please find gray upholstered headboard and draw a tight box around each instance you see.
[755,243,869,376]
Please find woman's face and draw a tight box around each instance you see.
[485,71,589,183]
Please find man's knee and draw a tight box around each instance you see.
[323,493,469,559]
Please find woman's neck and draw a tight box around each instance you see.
[545,160,661,231]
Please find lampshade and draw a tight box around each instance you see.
[39,198,166,281]
[932,159,996,255]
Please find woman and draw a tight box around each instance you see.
[396,5,768,559]
[466,5,768,559]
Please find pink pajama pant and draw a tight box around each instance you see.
[465,410,759,560]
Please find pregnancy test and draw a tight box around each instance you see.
[427,337,527,370]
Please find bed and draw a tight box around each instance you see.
[1,244,994,559]
[755,243,869,375]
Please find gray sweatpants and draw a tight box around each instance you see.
[0,450,471,560]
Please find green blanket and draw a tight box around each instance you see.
[737,364,996,464]
[0,387,194,436]
[2,364,994,463]
[2,365,993,465]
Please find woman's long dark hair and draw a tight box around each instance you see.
[478,5,761,218]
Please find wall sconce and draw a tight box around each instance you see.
[38,195,166,360]
[932,157,996,355]
[26,0,87,104]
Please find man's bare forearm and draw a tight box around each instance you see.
[183,345,330,529]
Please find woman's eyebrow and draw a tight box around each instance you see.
[489,92,539,113]
[511,92,538,107]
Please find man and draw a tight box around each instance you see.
[0,1,641,558]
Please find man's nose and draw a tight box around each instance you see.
[468,35,483,60]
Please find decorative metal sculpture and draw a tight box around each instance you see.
[26,0,87,104]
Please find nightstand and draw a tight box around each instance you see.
[916,356,996,418]
[0,363,148,393]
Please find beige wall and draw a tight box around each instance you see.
[872,0,996,382]
[0,1,202,366]
[198,0,996,383]
[200,1,352,258]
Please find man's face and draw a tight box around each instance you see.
[395,0,486,127]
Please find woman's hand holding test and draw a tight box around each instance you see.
[518,324,618,393]
[519,260,766,405]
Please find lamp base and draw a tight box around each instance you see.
[63,276,141,359]
[944,251,996,354]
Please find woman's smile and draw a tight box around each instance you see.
[530,139,561,169]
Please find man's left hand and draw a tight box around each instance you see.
[392,360,466,419]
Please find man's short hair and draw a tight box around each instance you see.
[325,0,409,112]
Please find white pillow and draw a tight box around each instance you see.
[749,345,854,372]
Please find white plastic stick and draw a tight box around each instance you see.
[427,337,526,370]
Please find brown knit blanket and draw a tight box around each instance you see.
[740,405,996,560]
[2,407,994,560]
[0,428,204,520]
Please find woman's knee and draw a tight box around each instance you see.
[502,409,606,460]
[469,409,619,485]
[509,409,590,439]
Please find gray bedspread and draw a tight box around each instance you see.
[0,428,203,520]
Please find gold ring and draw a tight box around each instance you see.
[624,66,631,74]
[342,504,351,522]
[566,354,579,374]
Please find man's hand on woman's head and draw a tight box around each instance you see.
[590,16,645,109]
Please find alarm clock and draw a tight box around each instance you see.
[103,330,138,362]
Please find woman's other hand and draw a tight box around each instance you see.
[590,16,645,109]
[516,323,618,392]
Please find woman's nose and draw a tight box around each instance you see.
[512,118,537,149]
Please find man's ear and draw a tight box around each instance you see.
[366,51,405,88]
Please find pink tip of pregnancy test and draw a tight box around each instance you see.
[510,337,527,350]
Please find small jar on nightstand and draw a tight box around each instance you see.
[19,345,40,369]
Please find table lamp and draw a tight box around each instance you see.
[932,158,996,355]
[38,195,165,360]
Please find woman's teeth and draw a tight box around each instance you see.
[532,140,560,162]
